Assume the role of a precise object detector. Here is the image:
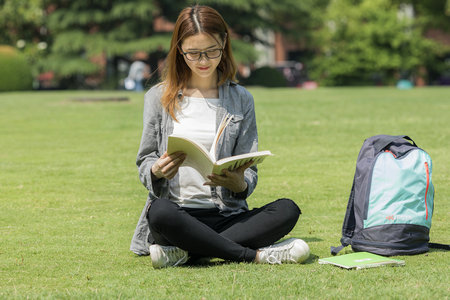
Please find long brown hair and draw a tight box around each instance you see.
[160,5,237,120]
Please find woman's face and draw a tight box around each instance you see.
[180,33,224,82]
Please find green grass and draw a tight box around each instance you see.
[1,87,449,299]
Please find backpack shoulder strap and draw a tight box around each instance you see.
[429,243,450,251]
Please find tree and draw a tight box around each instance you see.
[392,0,450,31]
[0,0,44,45]
[40,0,167,87]
[0,0,48,80]
[40,0,337,87]
[37,0,267,87]
[312,0,439,86]
[392,0,450,83]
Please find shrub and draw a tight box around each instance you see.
[244,66,287,87]
[0,45,33,92]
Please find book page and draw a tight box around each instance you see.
[167,135,215,177]
[210,113,233,158]
[212,151,273,175]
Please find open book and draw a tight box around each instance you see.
[318,252,405,270]
[167,113,272,178]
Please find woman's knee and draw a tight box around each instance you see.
[274,198,301,224]
[147,198,180,229]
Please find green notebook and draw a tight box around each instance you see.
[319,252,405,270]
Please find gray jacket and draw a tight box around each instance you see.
[130,80,259,255]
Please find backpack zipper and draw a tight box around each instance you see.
[384,150,397,158]
[424,162,430,220]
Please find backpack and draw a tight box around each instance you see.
[331,135,447,256]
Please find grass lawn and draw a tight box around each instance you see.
[1,87,449,299]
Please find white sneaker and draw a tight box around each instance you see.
[257,238,310,264]
[149,244,188,269]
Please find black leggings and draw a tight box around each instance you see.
[147,198,301,262]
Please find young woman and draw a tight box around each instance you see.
[130,5,310,268]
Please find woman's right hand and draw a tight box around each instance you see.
[151,151,186,180]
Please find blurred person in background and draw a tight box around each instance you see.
[125,55,151,91]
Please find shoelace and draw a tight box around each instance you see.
[263,243,297,264]
[164,247,188,266]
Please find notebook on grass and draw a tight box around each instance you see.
[318,252,405,270]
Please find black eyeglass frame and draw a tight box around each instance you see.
[179,48,224,61]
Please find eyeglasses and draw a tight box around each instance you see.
[180,48,223,61]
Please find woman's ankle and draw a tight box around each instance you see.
[254,250,261,263]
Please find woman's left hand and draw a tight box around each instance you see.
[203,160,253,193]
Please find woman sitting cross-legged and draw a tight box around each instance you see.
[130,5,310,268]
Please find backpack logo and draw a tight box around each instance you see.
[385,215,395,221]
[385,215,413,222]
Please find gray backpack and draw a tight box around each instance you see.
[332,135,447,256]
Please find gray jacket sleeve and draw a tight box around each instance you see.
[136,86,167,199]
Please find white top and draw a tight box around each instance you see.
[169,96,220,208]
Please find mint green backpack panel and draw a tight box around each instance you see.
[364,149,433,229]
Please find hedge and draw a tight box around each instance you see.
[244,66,288,88]
[0,45,33,92]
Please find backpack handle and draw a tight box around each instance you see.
[373,135,417,153]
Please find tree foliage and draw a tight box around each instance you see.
[0,0,44,44]
[0,0,48,78]
[202,0,329,44]
[35,0,329,83]
[40,0,169,77]
[393,0,450,31]
[2,0,449,87]
[312,0,442,86]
